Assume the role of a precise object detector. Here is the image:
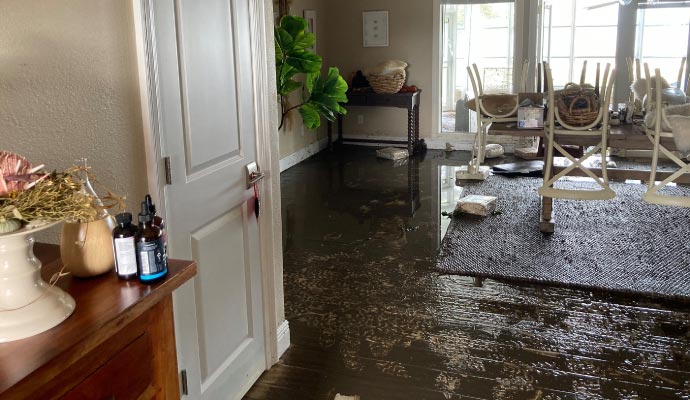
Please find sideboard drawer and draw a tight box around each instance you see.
[367,95,409,108]
[62,333,153,400]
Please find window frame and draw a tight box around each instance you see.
[431,0,690,136]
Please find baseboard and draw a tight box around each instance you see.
[276,319,290,358]
[342,133,534,153]
[279,137,328,172]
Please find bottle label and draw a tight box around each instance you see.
[114,237,137,276]
[137,238,167,276]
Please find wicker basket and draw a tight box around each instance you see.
[368,71,406,94]
[555,83,600,126]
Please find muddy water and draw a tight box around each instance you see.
[247,147,690,400]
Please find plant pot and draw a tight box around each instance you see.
[60,216,116,277]
[0,222,75,342]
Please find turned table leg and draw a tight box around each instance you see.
[539,195,555,234]
[539,146,555,233]
[407,106,415,156]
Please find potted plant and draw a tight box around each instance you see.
[0,151,119,341]
[274,15,348,130]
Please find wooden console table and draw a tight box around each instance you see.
[0,243,197,400]
[329,90,422,155]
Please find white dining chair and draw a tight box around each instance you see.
[539,62,617,201]
[642,64,690,207]
[459,60,530,180]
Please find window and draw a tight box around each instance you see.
[541,0,619,86]
[635,5,690,85]
[441,2,515,133]
[434,0,690,135]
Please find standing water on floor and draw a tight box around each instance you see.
[245,146,690,400]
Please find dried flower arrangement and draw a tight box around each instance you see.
[0,151,124,233]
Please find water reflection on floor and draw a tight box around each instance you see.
[245,146,690,400]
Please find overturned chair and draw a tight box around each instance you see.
[642,64,690,207]
[459,60,529,180]
[539,62,617,201]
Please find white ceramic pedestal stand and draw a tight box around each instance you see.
[0,223,75,342]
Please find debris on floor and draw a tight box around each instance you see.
[456,195,497,216]
[456,164,491,180]
[590,158,618,168]
[492,160,544,177]
[485,143,504,158]
[515,147,540,160]
[334,394,360,400]
[376,147,409,160]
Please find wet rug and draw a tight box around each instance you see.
[437,175,690,299]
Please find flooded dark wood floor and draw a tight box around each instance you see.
[245,147,690,400]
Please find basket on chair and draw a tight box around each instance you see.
[368,70,406,94]
[555,83,600,126]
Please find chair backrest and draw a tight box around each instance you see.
[468,60,531,98]
[579,61,602,94]
[643,63,667,133]
[544,61,616,131]
[579,60,588,85]
[676,56,690,95]
[677,56,686,91]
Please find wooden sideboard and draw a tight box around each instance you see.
[0,243,197,400]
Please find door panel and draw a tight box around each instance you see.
[178,0,241,173]
[152,0,267,398]
[190,207,251,381]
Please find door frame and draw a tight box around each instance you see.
[131,0,288,371]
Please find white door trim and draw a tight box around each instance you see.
[131,0,287,372]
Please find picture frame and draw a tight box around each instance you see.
[303,10,317,52]
[362,11,389,47]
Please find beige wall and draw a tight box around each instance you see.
[324,0,433,140]
[277,0,434,159]
[1,0,148,242]
[278,0,330,159]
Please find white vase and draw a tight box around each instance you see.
[0,223,75,342]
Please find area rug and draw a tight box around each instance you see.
[437,175,690,299]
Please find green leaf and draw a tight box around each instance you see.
[301,67,348,125]
[274,33,284,61]
[286,50,322,74]
[299,103,321,129]
[324,67,349,102]
[279,79,302,96]
[305,72,317,93]
[279,64,297,86]
[280,15,307,39]
[292,32,315,51]
[274,28,293,57]
[275,16,348,130]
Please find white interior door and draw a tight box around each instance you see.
[152,0,266,398]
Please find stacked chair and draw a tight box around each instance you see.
[641,64,690,207]
[539,62,617,200]
[459,60,529,180]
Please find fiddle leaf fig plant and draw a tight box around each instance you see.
[275,15,347,130]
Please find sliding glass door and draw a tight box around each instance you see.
[441,1,515,133]
[541,0,619,86]
[436,0,690,134]
[635,5,690,85]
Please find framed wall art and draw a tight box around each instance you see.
[362,11,389,47]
